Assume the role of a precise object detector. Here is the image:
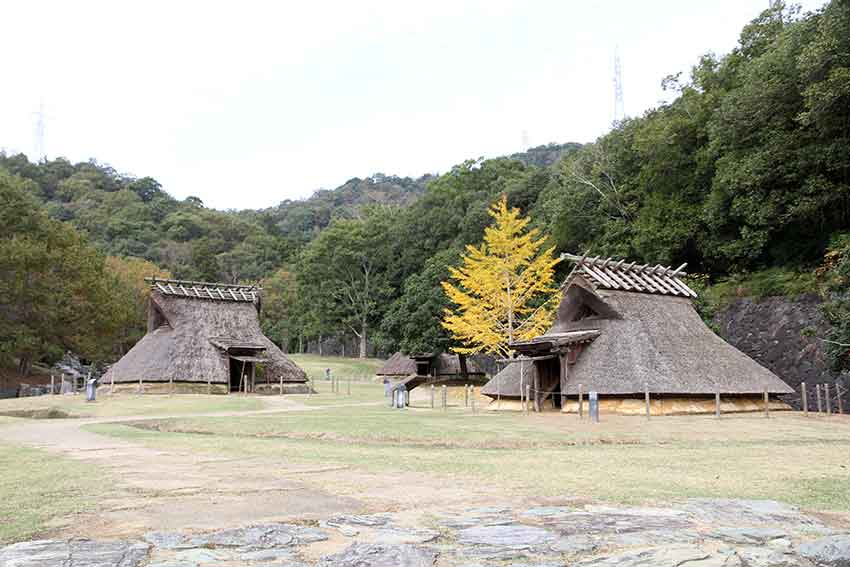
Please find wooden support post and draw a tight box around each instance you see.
[110,374,114,395]
[801,382,808,416]
[430,384,435,408]
[50,374,55,395]
[816,384,823,414]
[138,376,143,395]
[464,384,469,407]
[526,384,531,415]
[837,381,844,415]
[244,374,248,395]
[207,378,211,395]
[578,384,584,419]
[170,376,174,396]
[533,364,540,413]
[715,391,721,418]
[825,383,832,416]
[442,384,447,411]
[645,384,651,420]
[280,375,284,396]
[764,389,769,418]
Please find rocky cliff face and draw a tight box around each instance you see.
[714,294,847,410]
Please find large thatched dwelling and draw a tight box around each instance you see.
[103,278,310,394]
[482,254,793,414]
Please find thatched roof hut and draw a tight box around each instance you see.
[482,254,793,414]
[377,352,485,379]
[103,278,309,394]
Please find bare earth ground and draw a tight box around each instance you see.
[1,395,506,558]
[2,384,850,565]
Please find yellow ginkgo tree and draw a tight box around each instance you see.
[441,196,561,358]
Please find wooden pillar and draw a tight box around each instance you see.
[801,382,808,416]
[531,363,541,412]
[110,374,114,395]
[715,391,721,418]
[441,384,447,411]
[578,384,583,419]
[525,384,531,415]
[560,351,569,411]
[50,374,55,395]
[816,384,823,413]
[430,384,435,408]
[837,381,844,415]
[825,383,832,416]
[645,384,650,419]
[250,363,255,394]
[464,384,469,407]
[208,378,212,395]
[764,389,769,418]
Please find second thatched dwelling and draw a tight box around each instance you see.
[482,254,793,414]
[103,278,310,394]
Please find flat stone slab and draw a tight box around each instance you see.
[574,544,722,567]
[457,524,557,548]
[318,542,437,567]
[797,535,850,566]
[0,538,150,567]
[710,527,788,545]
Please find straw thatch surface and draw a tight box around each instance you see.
[103,290,306,386]
[376,352,485,377]
[561,288,793,396]
[376,352,416,376]
[481,360,535,397]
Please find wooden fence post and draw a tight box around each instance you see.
[170,376,174,396]
[138,376,143,395]
[825,383,832,416]
[442,385,447,411]
[645,384,651,420]
[578,384,584,419]
[207,378,211,395]
[430,384,435,408]
[471,388,476,414]
[837,381,844,415]
[110,374,114,395]
[280,375,284,396]
[50,374,55,395]
[801,382,808,416]
[464,384,469,407]
[764,388,769,418]
[715,391,721,418]
[816,384,823,414]
[526,384,531,415]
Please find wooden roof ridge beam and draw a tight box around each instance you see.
[634,272,661,293]
[646,272,680,295]
[666,277,696,297]
[601,266,632,290]
[583,264,620,289]
[669,263,688,277]
[615,269,645,291]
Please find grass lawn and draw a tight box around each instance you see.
[0,442,103,544]
[287,354,386,382]
[89,382,850,511]
[0,394,265,419]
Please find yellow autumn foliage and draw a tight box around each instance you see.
[441,196,560,357]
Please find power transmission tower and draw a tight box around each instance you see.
[32,101,46,161]
[613,47,625,123]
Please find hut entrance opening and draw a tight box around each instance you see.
[228,354,266,393]
[535,358,562,409]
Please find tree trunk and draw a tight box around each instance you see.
[359,324,367,359]
[17,355,32,377]
[458,353,469,381]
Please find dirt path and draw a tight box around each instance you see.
[2,397,503,542]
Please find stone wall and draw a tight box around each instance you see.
[714,293,848,410]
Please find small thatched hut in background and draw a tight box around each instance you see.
[482,254,793,414]
[103,278,310,394]
[377,351,486,394]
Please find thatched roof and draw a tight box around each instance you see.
[376,351,416,376]
[481,359,535,397]
[482,253,793,398]
[103,283,306,385]
[376,352,485,377]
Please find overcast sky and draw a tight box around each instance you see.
[1,1,827,210]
